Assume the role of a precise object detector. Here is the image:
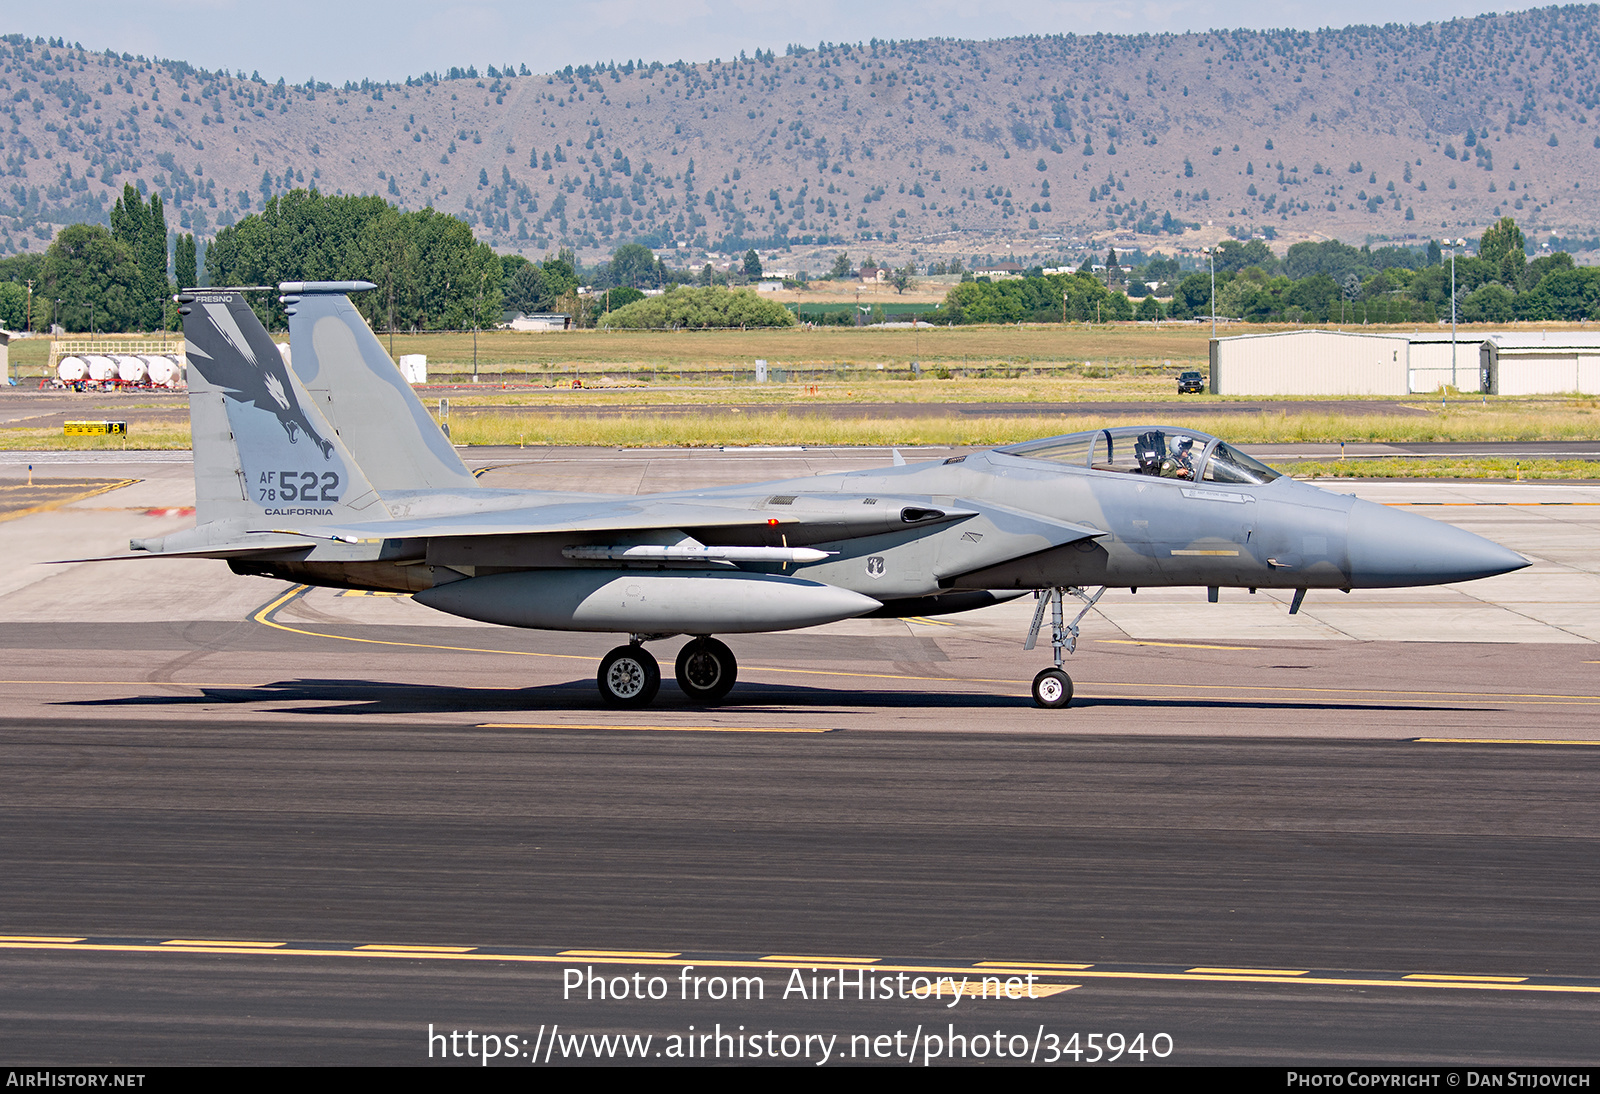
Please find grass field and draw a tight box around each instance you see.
[1287,458,1600,480]
[12,320,1590,390]
[12,403,1596,455]
[4,321,1498,382]
[8,322,1598,479]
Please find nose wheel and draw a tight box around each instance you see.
[598,643,661,706]
[675,637,738,704]
[1032,668,1073,708]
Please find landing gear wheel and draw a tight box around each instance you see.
[1032,667,1073,709]
[598,645,661,707]
[675,638,737,704]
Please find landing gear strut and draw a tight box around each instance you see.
[1024,586,1105,709]
[675,637,737,704]
[597,640,661,706]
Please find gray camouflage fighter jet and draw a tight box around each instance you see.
[109,281,1528,708]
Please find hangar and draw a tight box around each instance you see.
[1211,328,1600,397]
[1405,334,1482,393]
[1208,330,1411,396]
[1481,332,1600,396]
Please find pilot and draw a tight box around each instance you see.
[1160,436,1197,480]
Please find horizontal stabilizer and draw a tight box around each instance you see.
[52,541,313,564]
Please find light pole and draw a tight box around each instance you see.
[1447,237,1465,389]
[472,268,486,383]
[1203,247,1216,338]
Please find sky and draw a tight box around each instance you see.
[0,1,1551,84]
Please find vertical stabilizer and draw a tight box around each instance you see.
[281,282,478,493]
[180,289,384,526]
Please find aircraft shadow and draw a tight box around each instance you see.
[59,678,1477,717]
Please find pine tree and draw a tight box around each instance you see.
[174,234,197,292]
[109,184,169,330]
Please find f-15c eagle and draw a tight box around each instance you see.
[100,282,1528,708]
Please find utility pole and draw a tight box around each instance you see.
[1205,247,1216,339]
[24,279,33,333]
[472,268,486,382]
[1448,237,1467,392]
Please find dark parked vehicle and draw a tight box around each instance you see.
[1178,371,1205,394]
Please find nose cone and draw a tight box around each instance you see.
[1346,498,1530,588]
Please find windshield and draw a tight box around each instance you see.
[1202,442,1281,485]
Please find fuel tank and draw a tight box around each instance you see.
[413,569,883,633]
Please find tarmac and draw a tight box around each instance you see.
[1,447,1598,1065]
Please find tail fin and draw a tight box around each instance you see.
[180,288,384,526]
[280,281,477,493]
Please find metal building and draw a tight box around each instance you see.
[1405,334,1482,393]
[1209,329,1411,396]
[1481,332,1600,395]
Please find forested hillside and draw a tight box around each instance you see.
[1,7,1598,267]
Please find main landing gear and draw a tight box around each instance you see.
[597,642,661,706]
[596,636,739,706]
[674,637,737,703]
[1024,586,1105,709]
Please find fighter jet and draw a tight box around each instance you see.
[111,281,1528,708]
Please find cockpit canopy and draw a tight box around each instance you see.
[999,426,1281,486]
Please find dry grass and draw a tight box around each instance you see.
[5,400,1599,452]
[17,321,1529,378]
[1293,458,1600,480]
[0,427,193,451]
[449,406,1600,448]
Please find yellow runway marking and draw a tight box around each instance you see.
[1099,640,1261,651]
[904,616,957,626]
[559,949,683,959]
[1403,974,1528,983]
[5,936,1597,996]
[0,935,85,944]
[251,586,596,663]
[1415,738,1600,746]
[480,722,837,734]
[975,961,1093,971]
[926,981,1079,998]
[10,672,1600,710]
[0,479,140,523]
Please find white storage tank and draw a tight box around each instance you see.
[57,356,88,383]
[143,355,180,388]
[84,355,118,382]
[115,356,148,384]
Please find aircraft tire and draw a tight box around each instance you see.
[675,637,737,703]
[1032,668,1073,709]
[598,645,661,706]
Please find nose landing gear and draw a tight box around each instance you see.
[1024,586,1105,709]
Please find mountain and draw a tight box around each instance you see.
[2,7,1598,269]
